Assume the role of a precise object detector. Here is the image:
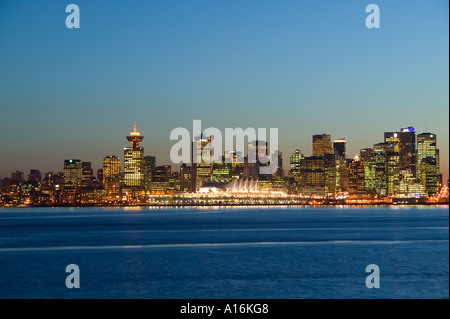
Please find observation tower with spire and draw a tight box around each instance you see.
[127,121,144,149]
[123,122,145,188]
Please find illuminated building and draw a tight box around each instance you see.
[290,149,304,171]
[417,133,439,182]
[225,150,244,179]
[333,138,346,191]
[398,170,426,198]
[80,162,94,186]
[212,160,231,182]
[288,149,304,194]
[373,142,399,196]
[333,139,346,160]
[373,143,389,196]
[143,155,156,191]
[384,127,416,176]
[349,155,365,195]
[123,122,145,189]
[420,157,439,196]
[360,148,376,192]
[299,155,335,197]
[63,159,82,189]
[191,136,212,192]
[180,164,192,192]
[151,165,173,192]
[102,156,121,184]
[313,134,333,157]
[42,172,64,191]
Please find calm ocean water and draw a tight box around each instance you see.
[0,205,448,299]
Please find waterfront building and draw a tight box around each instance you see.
[313,134,333,157]
[123,122,145,189]
[102,156,121,184]
[63,159,82,189]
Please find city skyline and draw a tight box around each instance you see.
[0,122,447,183]
[0,1,448,182]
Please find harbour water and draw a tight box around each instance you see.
[0,205,448,299]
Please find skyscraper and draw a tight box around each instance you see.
[384,126,416,176]
[360,148,376,192]
[333,139,347,160]
[80,162,94,186]
[102,156,121,184]
[63,159,82,189]
[191,135,212,192]
[373,142,399,196]
[288,149,303,194]
[313,134,333,157]
[417,133,439,196]
[299,155,335,198]
[349,156,365,195]
[333,138,346,192]
[123,122,145,189]
[144,155,156,191]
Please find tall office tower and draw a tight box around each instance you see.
[191,136,213,192]
[420,157,439,196]
[360,148,376,192]
[299,155,335,198]
[373,143,389,196]
[288,149,304,194]
[80,162,94,185]
[373,142,399,196]
[299,156,326,197]
[417,133,439,196]
[143,155,156,191]
[123,122,145,189]
[11,171,24,182]
[102,156,121,183]
[349,156,365,195]
[180,164,192,192]
[28,169,42,184]
[417,133,438,179]
[333,138,346,191]
[313,134,333,157]
[384,126,416,176]
[333,139,347,160]
[63,159,82,189]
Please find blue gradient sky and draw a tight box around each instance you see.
[0,0,448,181]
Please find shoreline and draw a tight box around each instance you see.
[1,202,448,209]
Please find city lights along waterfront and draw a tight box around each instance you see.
[0,123,448,207]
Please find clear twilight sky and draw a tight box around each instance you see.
[0,0,448,181]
